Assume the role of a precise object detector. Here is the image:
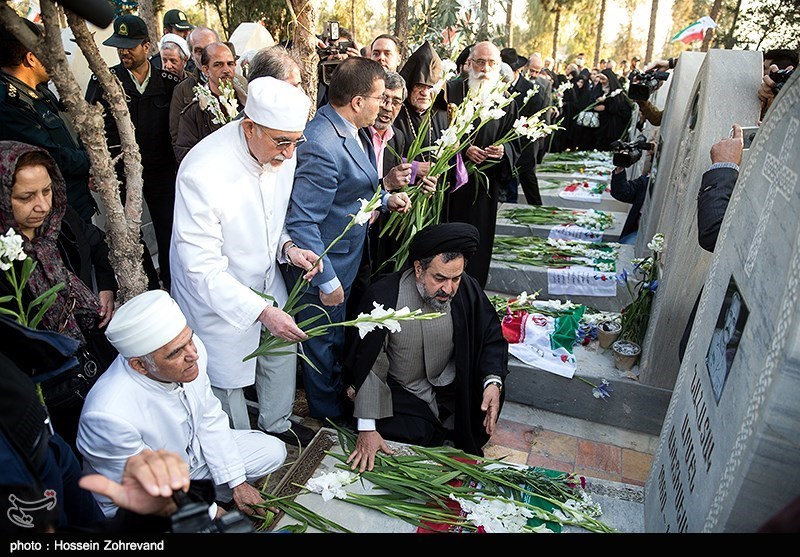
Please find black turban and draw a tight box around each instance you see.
[409,223,480,263]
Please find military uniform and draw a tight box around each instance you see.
[0,71,97,222]
[86,64,181,289]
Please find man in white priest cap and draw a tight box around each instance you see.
[76,290,286,519]
[170,76,320,448]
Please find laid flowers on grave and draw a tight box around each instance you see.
[493,235,620,273]
[244,190,443,367]
[617,232,664,346]
[502,206,615,231]
[193,78,239,125]
[560,179,609,195]
[575,376,613,400]
[542,150,613,164]
[257,428,614,533]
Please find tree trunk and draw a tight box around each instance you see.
[645,0,658,63]
[594,0,606,68]
[289,0,319,118]
[137,0,160,58]
[479,0,489,40]
[552,8,561,61]
[722,0,743,49]
[386,0,392,33]
[394,0,408,58]
[350,0,356,44]
[0,1,148,301]
[505,0,513,47]
[701,0,722,52]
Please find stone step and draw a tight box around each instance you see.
[496,202,628,243]
[503,344,671,437]
[487,241,635,312]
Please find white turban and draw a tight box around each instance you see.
[159,33,190,59]
[105,290,188,358]
[244,76,310,132]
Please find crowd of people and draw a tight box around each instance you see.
[0,7,796,534]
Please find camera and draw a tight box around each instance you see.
[611,134,655,168]
[627,69,670,101]
[170,488,254,533]
[769,67,793,95]
[317,20,354,85]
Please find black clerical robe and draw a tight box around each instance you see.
[443,77,520,287]
[342,269,509,456]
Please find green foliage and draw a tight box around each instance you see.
[201,0,291,42]
[735,0,800,50]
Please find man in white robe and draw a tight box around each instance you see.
[170,76,319,446]
[77,290,286,518]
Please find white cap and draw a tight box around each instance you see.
[160,33,191,59]
[244,76,310,132]
[105,290,187,358]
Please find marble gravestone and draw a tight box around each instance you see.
[637,50,762,391]
[644,69,800,532]
[635,52,706,259]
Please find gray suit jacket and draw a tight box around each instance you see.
[285,103,380,293]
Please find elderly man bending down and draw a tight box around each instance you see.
[77,290,286,518]
[343,223,509,472]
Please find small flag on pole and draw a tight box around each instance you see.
[671,16,717,44]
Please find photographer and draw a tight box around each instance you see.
[608,135,655,244]
[316,23,362,107]
[628,59,673,127]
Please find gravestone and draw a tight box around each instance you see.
[644,69,800,532]
[635,52,705,258]
[637,50,762,390]
[495,202,628,242]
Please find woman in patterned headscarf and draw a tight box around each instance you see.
[0,140,118,453]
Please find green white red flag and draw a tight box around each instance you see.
[671,16,717,44]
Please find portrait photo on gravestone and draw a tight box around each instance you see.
[705,278,749,404]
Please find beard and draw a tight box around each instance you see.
[467,67,496,92]
[264,154,286,173]
[416,276,453,312]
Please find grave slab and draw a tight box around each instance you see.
[637,49,762,391]
[496,202,628,243]
[536,179,631,213]
[505,344,671,437]
[643,69,800,533]
[487,242,635,312]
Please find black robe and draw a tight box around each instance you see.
[342,269,509,456]
[442,77,520,288]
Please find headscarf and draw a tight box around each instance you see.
[0,141,100,343]
[409,222,480,263]
[601,68,623,93]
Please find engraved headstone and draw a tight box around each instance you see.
[637,50,762,390]
[644,68,800,532]
[635,52,706,258]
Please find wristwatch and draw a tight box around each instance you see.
[484,379,503,392]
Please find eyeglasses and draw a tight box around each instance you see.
[362,94,403,109]
[265,132,307,150]
[469,58,499,68]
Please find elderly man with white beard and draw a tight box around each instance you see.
[170,76,320,448]
[443,41,520,288]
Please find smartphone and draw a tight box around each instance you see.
[732,125,759,150]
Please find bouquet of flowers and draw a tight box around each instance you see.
[617,233,664,345]
[380,73,518,272]
[552,80,573,109]
[193,78,239,125]
[244,189,443,367]
[574,88,625,120]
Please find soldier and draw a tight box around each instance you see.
[86,15,181,290]
[0,17,97,222]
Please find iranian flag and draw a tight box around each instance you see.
[25,0,41,23]
[671,16,717,44]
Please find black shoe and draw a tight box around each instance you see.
[272,423,317,447]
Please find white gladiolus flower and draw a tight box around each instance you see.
[647,232,665,253]
[451,494,535,533]
[354,198,374,225]
[0,229,26,271]
[305,470,357,501]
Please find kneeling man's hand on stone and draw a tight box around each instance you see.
[346,430,394,473]
[481,384,502,436]
[231,481,267,517]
